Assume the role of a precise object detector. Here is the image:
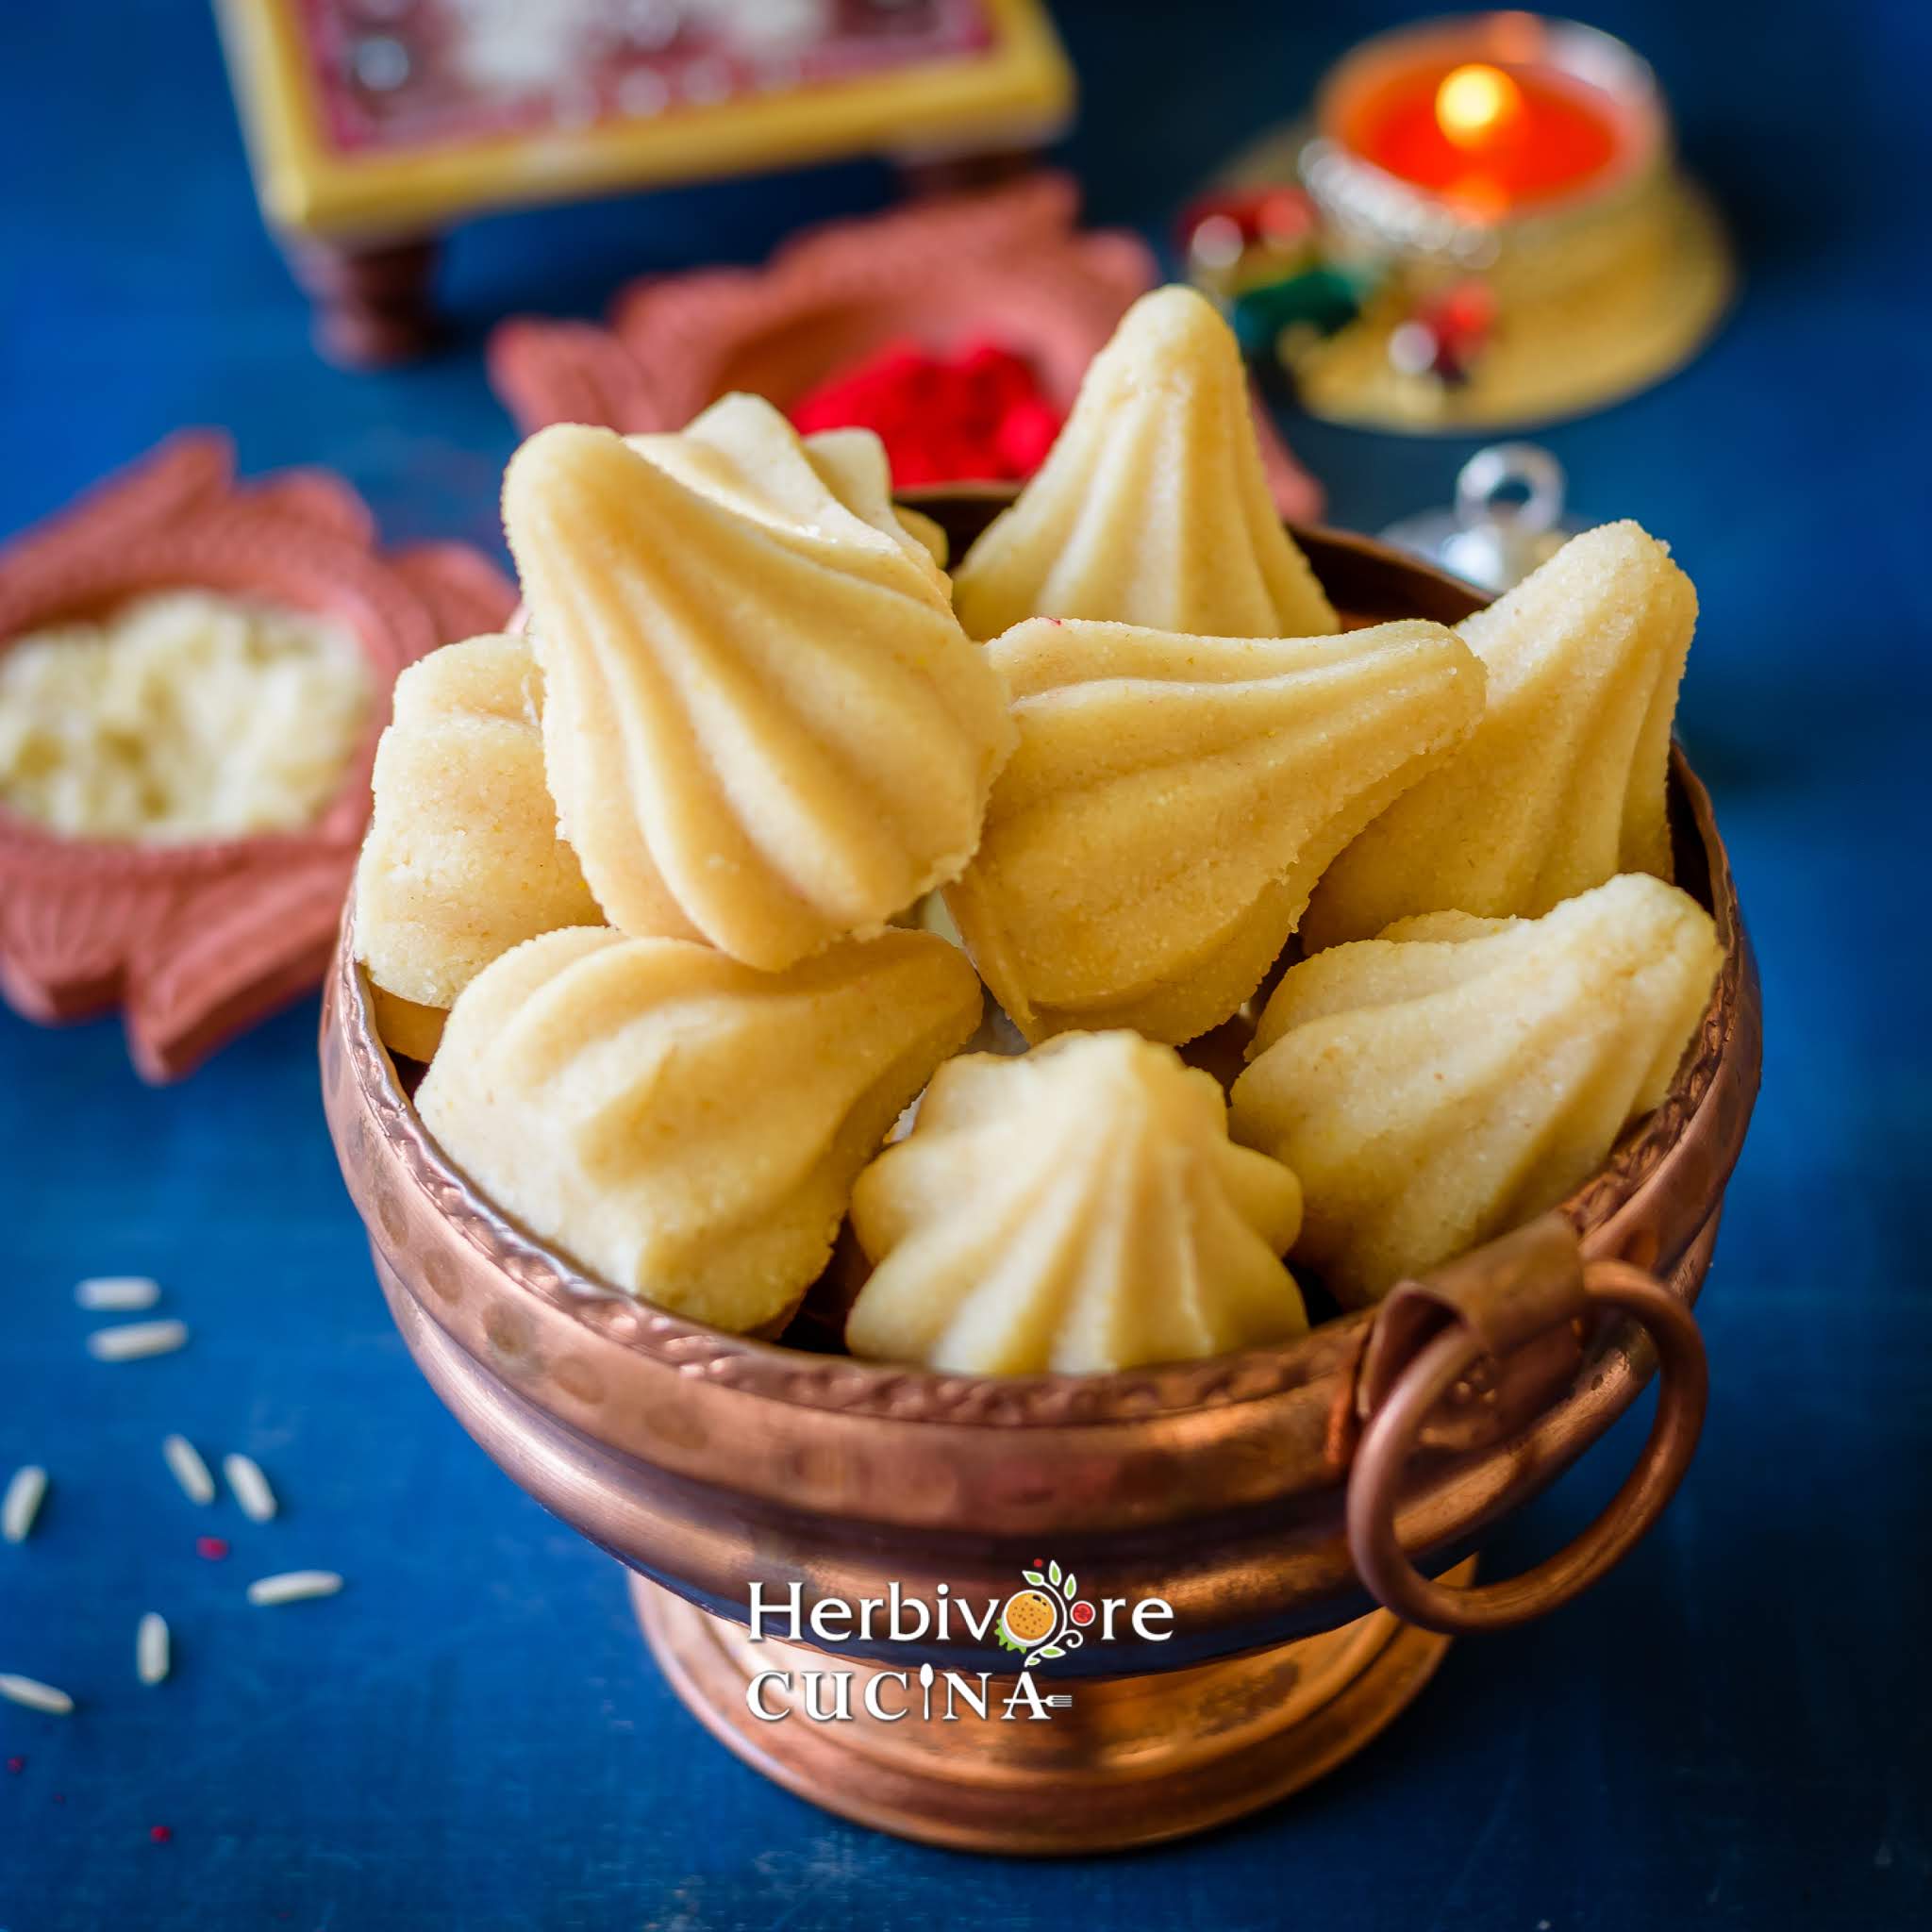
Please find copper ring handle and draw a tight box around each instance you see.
[1346,1260,1708,1635]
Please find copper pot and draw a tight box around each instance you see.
[319,503,1760,1853]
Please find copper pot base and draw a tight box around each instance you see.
[631,1560,1474,1855]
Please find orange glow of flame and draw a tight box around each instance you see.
[1435,63,1524,149]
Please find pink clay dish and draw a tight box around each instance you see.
[0,432,516,1080]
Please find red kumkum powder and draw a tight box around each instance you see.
[789,340,1061,489]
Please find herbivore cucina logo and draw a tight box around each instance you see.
[743,1557,1175,1724]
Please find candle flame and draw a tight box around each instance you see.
[1435,63,1524,148]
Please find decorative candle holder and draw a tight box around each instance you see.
[1184,13,1733,433]
[0,434,516,1080]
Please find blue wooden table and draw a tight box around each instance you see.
[3,4,1927,1926]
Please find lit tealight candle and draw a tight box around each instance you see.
[1281,14,1730,434]
[1317,15,1648,225]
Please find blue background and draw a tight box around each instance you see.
[3,2,1927,1926]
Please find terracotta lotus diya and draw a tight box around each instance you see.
[320,505,1759,1853]
[487,173,1324,523]
[0,433,516,1081]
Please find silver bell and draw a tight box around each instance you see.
[1380,443,1583,594]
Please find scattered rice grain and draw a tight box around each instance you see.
[0,1674,74,1715]
[87,1320,190,1362]
[75,1275,161,1311]
[137,1613,171,1686]
[2,1466,47,1543]
[161,1435,215,1506]
[223,1454,277,1523]
[247,1571,341,1607]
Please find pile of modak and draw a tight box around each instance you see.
[353,287,1720,1377]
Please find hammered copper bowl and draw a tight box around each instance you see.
[320,506,1760,1854]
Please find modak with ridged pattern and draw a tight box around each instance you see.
[942,615,1485,1044]
[354,634,602,1062]
[418,925,983,1334]
[1305,522,1696,949]
[625,393,949,581]
[847,1032,1307,1374]
[1230,874,1722,1305]
[950,288,1337,641]
[503,416,1012,970]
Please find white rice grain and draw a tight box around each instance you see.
[223,1454,277,1523]
[75,1274,161,1311]
[87,1320,190,1362]
[137,1612,171,1686]
[0,1674,74,1715]
[247,1570,341,1607]
[161,1435,216,1507]
[2,1465,47,1543]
